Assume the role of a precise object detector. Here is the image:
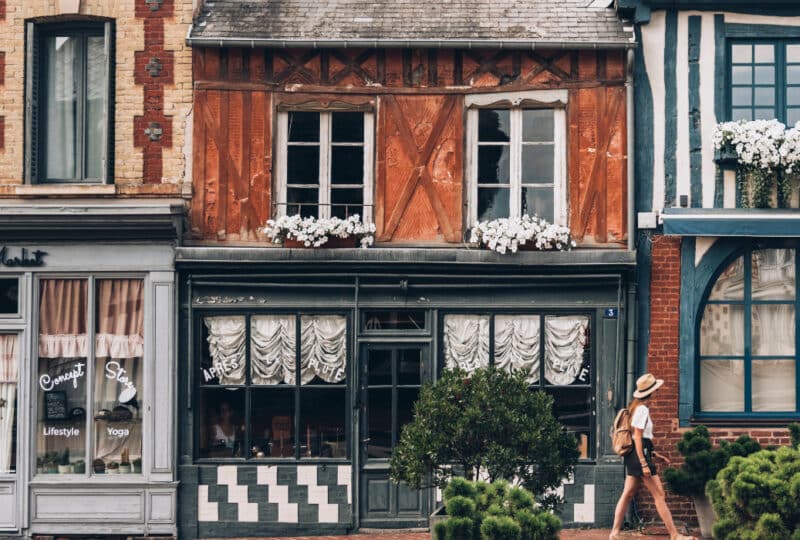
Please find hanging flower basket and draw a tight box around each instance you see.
[263,214,376,248]
[469,215,576,254]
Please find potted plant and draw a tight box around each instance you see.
[57,448,72,474]
[44,453,59,474]
[132,457,142,474]
[73,459,85,474]
[663,426,761,538]
[469,214,575,254]
[36,457,44,475]
[106,461,120,475]
[93,458,106,474]
[119,449,131,474]
[263,214,376,248]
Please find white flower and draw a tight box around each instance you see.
[713,119,787,170]
[469,215,574,254]
[262,214,375,248]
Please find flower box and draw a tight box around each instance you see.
[263,214,375,248]
[470,215,575,254]
[283,236,358,248]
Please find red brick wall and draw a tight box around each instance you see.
[636,235,795,525]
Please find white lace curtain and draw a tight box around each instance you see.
[0,334,17,473]
[205,314,347,385]
[443,314,588,385]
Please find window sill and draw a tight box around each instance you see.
[14,184,116,197]
[690,416,800,428]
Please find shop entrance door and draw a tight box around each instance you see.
[358,344,430,527]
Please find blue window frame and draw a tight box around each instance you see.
[729,41,800,126]
[697,246,800,418]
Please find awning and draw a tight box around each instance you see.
[662,208,800,237]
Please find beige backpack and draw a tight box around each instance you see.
[611,408,634,456]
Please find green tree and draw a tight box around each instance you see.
[389,367,579,501]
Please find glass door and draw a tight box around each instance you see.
[359,344,430,527]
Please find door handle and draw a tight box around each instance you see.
[361,438,371,443]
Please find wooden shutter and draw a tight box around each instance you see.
[24,22,39,184]
[102,21,115,184]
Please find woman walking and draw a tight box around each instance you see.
[610,373,695,540]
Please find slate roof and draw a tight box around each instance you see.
[189,0,633,47]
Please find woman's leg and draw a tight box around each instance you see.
[642,474,682,538]
[610,475,640,538]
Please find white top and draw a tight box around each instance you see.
[631,404,653,440]
[212,425,236,448]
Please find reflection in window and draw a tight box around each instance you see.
[0,279,18,315]
[0,334,18,473]
[699,247,798,414]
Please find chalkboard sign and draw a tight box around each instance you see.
[45,391,68,420]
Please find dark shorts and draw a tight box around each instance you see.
[624,438,657,477]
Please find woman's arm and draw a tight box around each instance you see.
[633,427,651,477]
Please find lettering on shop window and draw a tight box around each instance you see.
[42,426,80,438]
[0,246,47,267]
[105,361,137,402]
[202,358,240,382]
[107,427,130,438]
[39,362,86,391]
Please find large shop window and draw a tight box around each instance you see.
[729,42,800,125]
[25,21,114,184]
[699,248,800,416]
[37,279,144,475]
[275,111,374,221]
[0,334,18,473]
[442,314,592,458]
[198,314,348,460]
[467,107,566,224]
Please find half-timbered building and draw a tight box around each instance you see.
[179,0,635,535]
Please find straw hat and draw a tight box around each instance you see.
[633,373,664,399]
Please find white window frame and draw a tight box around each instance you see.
[275,110,374,222]
[465,90,568,226]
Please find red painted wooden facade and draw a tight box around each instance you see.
[190,47,628,245]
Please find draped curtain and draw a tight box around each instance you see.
[298,316,346,384]
[204,316,246,385]
[0,334,17,473]
[251,315,296,385]
[544,316,589,385]
[443,315,489,372]
[39,279,88,359]
[494,315,540,383]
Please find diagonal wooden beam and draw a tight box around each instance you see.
[201,95,245,200]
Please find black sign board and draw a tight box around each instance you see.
[0,246,47,267]
[44,391,68,420]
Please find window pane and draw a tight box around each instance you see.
[443,314,489,372]
[288,112,319,142]
[700,360,744,412]
[732,108,753,121]
[544,316,590,386]
[250,388,295,457]
[731,44,752,63]
[287,188,319,218]
[788,66,800,85]
[754,65,775,84]
[331,146,364,185]
[397,388,419,441]
[752,304,795,356]
[44,36,79,180]
[754,44,774,63]
[368,349,392,386]
[332,112,364,142]
[495,315,540,384]
[94,279,144,472]
[754,87,775,106]
[700,303,744,356]
[522,187,555,222]
[752,360,796,412]
[85,36,105,180]
[0,335,18,473]
[752,249,795,300]
[250,315,295,386]
[300,388,346,458]
[362,311,426,331]
[546,387,591,459]
[331,188,363,219]
[367,388,391,458]
[287,146,320,184]
[708,256,744,300]
[522,110,554,142]
[754,108,775,119]
[397,349,421,385]
[478,109,510,142]
[37,279,88,473]
[789,87,800,106]
[0,279,18,315]
[789,108,800,126]
[732,66,752,85]
[477,188,510,221]
[201,316,246,385]
[521,145,555,183]
[732,87,752,106]
[199,388,245,458]
[788,45,800,62]
[478,146,510,184]
[300,315,347,385]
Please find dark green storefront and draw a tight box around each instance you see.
[176,248,635,538]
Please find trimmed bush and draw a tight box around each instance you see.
[481,516,522,540]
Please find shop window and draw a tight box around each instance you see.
[0,279,18,315]
[275,111,373,221]
[36,278,144,475]
[361,310,427,332]
[0,334,18,473]
[466,107,566,224]
[729,42,800,125]
[698,248,799,416]
[198,314,348,460]
[441,313,592,458]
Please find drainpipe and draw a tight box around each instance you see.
[625,47,637,401]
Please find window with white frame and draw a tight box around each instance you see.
[276,111,373,221]
[466,99,566,225]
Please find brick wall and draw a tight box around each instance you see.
[637,235,795,526]
[0,0,192,195]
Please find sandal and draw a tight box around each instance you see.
[671,535,697,540]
